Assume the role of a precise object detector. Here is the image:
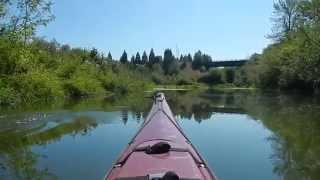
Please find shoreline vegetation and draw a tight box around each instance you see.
[1,0,320,106]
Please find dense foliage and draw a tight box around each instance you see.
[0,37,154,105]
[236,0,320,93]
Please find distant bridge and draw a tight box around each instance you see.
[208,60,248,68]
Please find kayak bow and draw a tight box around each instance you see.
[105,93,217,180]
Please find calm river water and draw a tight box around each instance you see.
[0,90,319,180]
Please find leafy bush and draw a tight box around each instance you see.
[224,68,235,83]
[0,78,18,105]
[11,70,64,102]
[63,64,105,97]
[198,69,223,85]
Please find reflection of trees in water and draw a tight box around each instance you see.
[166,90,320,179]
[268,134,294,178]
[135,112,142,123]
[5,148,56,180]
[129,111,148,124]
[165,90,246,123]
[121,110,128,124]
[126,110,144,124]
[167,91,214,123]
[191,103,214,123]
[177,104,193,120]
[30,116,98,145]
[225,93,235,106]
[239,93,320,180]
[268,128,320,180]
[0,116,98,179]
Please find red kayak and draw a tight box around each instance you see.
[105,93,217,180]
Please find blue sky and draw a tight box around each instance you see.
[38,0,274,60]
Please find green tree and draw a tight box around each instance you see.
[270,0,299,40]
[60,44,71,52]
[135,52,141,64]
[120,50,128,64]
[89,48,99,64]
[163,49,178,75]
[142,51,148,65]
[192,50,203,70]
[192,51,212,71]
[0,1,7,20]
[187,54,193,62]
[148,48,156,67]
[179,55,183,62]
[130,55,135,64]
[107,52,112,61]
[202,54,212,71]
[180,55,188,69]
[3,0,54,43]
[0,1,10,35]
[298,0,320,49]
[224,68,235,83]
[154,56,162,64]
[198,69,223,85]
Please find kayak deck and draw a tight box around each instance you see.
[106,93,216,180]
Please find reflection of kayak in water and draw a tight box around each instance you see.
[105,93,217,180]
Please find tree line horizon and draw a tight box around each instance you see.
[106,49,246,63]
[86,47,246,75]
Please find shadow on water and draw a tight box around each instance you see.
[0,90,319,179]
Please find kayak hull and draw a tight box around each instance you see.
[106,93,216,180]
